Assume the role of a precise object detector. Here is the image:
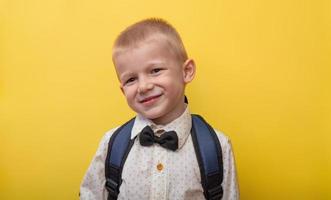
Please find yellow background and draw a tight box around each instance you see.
[1,0,330,199]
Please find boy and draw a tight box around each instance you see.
[80,18,239,200]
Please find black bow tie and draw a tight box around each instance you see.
[139,125,178,151]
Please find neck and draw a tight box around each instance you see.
[150,103,187,125]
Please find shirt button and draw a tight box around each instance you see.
[157,163,164,171]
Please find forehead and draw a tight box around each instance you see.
[113,38,179,70]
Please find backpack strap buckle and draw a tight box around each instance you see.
[207,184,223,200]
[105,178,119,198]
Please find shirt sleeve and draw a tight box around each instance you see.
[80,128,117,200]
[216,131,240,200]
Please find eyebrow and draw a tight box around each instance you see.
[146,60,165,66]
[120,72,134,81]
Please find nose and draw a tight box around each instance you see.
[137,77,154,94]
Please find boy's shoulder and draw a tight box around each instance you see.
[191,114,233,151]
[95,126,120,154]
[213,128,233,153]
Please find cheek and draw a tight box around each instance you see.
[122,87,136,100]
[163,72,182,83]
[166,75,184,89]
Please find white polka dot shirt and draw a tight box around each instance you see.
[80,106,239,200]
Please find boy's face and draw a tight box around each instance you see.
[113,38,195,124]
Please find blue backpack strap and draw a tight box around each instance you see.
[191,114,224,200]
[105,118,136,200]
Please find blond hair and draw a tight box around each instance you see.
[112,18,188,63]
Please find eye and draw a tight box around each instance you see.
[151,68,162,74]
[124,77,136,85]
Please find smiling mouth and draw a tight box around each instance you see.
[140,94,162,104]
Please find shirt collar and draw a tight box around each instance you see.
[131,105,192,150]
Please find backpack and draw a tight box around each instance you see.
[105,114,224,200]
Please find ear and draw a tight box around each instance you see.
[182,59,196,84]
